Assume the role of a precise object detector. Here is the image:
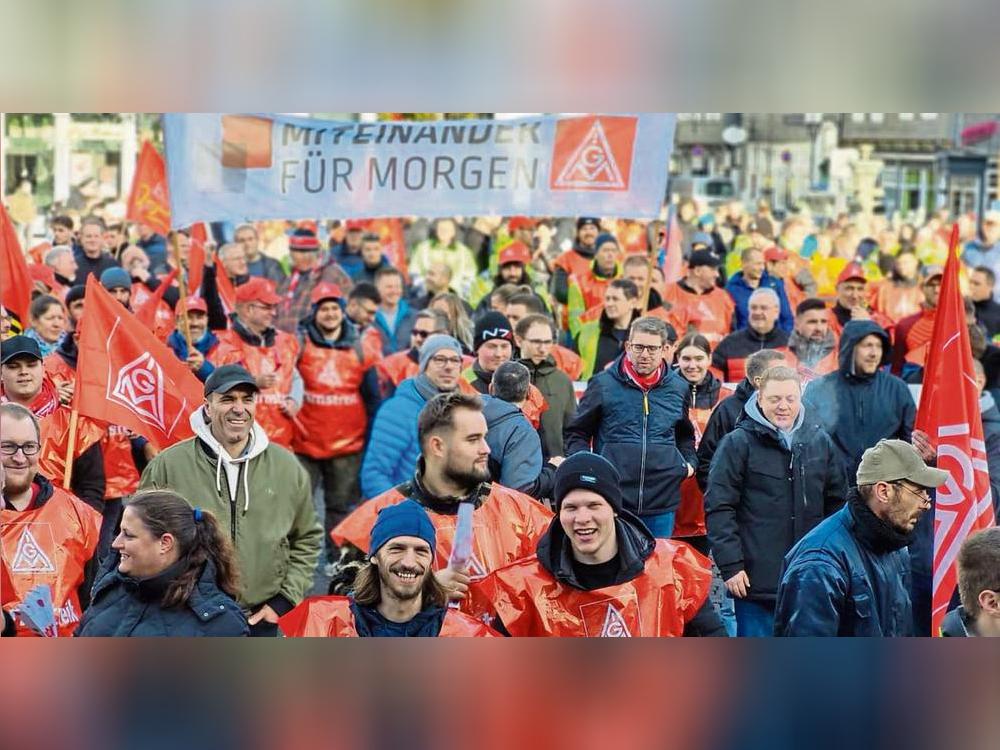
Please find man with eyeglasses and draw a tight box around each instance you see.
[515,314,576,458]
[376,310,451,397]
[210,277,302,449]
[565,316,697,541]
[0,335,106,511]
[774,439,947,636]
[0,402,101,637]
[293,283,382,564]
[361,334,469,499]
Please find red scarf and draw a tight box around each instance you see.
[0,376,61,417]
[621,356,664,391]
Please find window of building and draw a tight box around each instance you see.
[870,113,885,124]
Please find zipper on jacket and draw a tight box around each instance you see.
[638,391,649,513]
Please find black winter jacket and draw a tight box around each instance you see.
[711,325,789,382]
[564,356,697,516]
[705,397,846,602]
[76,553,248,637]
[803,320,915,480]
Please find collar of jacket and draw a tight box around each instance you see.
[743,324,782,344]
[573,243,597,259]
[472,360,494,387]
[743,391,806,450]
[520,356,556,377]
[847,488,916,553]
[590,260,620,280]
[535,513,655,591]
[400,459,491,515]
[55,330,79,369]
[788,329,836,362]
[682,369,722,408]
[349,597,446,637]
[230,313,276,347]
[3,474,54,511]
[600,308,638,336]
[119,556,190,603]
[301,314,358,350]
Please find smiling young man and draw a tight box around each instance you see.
[0,403,101,637]
[472,452,724,637]
[139,364,323,637]
[705,367,846,637]
[774,439,947,636]
[333,392,551,622]
[280,500,497,637]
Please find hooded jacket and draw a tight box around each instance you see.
[482,395,546,496]
[521,356,577,458]
[76,554,248,637]
[565,355,697,517]
[705,394,847,602]
[803,320,915,479]
[773,491,915,636]
[139,409,323,614]
[472,513,721,637]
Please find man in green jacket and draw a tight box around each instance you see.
[515,313,576,458]
[139,364,323,637]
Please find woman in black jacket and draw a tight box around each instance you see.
[76,490,248,637]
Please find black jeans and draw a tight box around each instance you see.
[297,452,363,561]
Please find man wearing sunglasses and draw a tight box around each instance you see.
[0,402,101,637]
[774,439,947,636]
[565,316,696,541]
[376,310,451,397]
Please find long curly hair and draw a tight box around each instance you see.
[125,490,241,608]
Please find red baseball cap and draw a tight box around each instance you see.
[344,219,367,232]
[310,282,344,305]
[179,294,208,314]
[499,241,532,267]
[235,277,282,305]
[763,246,789,262]
[508,216,536,231]
[836,263,867,286]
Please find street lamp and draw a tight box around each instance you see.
[804,112,823,189]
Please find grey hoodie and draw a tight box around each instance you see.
[744,391,805,451]
[189,407,270,514]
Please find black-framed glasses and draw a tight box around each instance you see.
[0,441,41,457]
[629,343,663,355]
[428,355,463,367]
[524,338,554,347]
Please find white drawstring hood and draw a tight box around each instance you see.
[189,406,270,513]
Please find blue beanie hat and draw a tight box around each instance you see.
[418,333,463,372]
[100,267,132,291]
[369,499,436,556]
[594,232,619,250]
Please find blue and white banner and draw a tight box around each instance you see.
[163,113,675,227]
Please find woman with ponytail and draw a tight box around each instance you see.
[76,490,248,637]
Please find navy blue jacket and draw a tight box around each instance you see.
[705,396,847,602]
[76,554,248,637]
[725,270,794,333]
[803,320,915,480]
[564,355,697,516]
[773,495,914,636]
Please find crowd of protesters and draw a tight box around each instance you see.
[1,199,999,638]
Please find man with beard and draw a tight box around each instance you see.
[712,288,789,382]
[786,298,838,382]
[774,440,946,636]
[0,403,101,637]
[469,241,548,313]
[332,392,552,622]
[279,500,497,637]
[140,365,323,636]
[293,283,382,564]
[472,452,724,637]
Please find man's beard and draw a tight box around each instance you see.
[378,564,426,602]
[443,457,491,490]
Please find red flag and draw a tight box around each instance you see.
[916,224,997,635]
[135,268,179,329]
[214,255,238,314]
[187,222,208,294]
[0,203,32,325]
[126,141,171,236]
[74,276,204,450]
[660,204,684,285]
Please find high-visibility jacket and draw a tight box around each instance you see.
[550,345,584,381]
[1,476,100,637]
[553,248,598,330]
[566,264,620,337]
[825,306,896,342]
[377,349,420,390]
[661,282,734,347]
[293,332,379,459]
[210,327,301,449]
[471,540,713,637]
[278,595,499,637]
[331,482,552,622]
[868,280,923,324]
[102,425,141,499]
[674,384,733,538]
[647,304,692,339]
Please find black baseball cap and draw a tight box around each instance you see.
[204,364,260,397]
[1,335,43,365]
[688,249,722,269]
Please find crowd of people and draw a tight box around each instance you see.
[1,199,999,638]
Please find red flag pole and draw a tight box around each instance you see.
[62,408,79,489]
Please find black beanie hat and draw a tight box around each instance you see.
[576,217,600,231]
[554,452,623,512]
[65,285,87,307]
[473,311,514,352]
